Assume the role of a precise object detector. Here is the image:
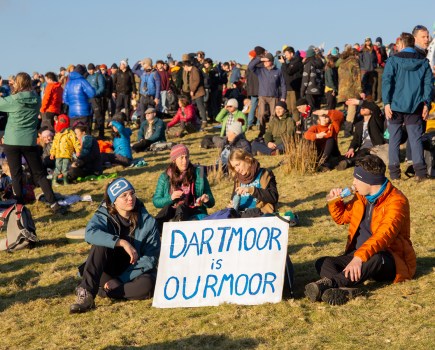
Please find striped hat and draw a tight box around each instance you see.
[170,144,189,162]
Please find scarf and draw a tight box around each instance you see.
[236,159,260,184]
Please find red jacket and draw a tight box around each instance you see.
[40,82,63,114]
[167,104,197,128]
[304,110,344,141]
[328,182,416,283]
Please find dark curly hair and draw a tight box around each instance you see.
[355,155,386,175]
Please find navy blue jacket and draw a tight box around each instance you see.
[63,72,96,117]
[85,201,160,283]
[248,57,286,100]
[86,72,105,97]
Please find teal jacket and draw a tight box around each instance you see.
[153,165,215,216]
[215,108,248,136]
[85,201,160,283]
[0,91,41,146]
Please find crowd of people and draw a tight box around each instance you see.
[0,24,434,312]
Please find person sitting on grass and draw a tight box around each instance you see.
[153,144,215,231]
[337,99,386,170]
[70,177,160,313]
[215,98,247,137]
[303,108,344,171]
[166,95,200,138]
[131,107,166,153]
[251,101,296,156]
[304,155,416,305]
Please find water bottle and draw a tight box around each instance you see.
[232,194,241,210]
[340,186,356,198]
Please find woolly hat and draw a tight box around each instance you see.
[248,50,257,58]
[375,37,383,45]
[264,53,274,62]
[100,64,107,70]
[306,48,315,58]
[296,98,309,107]
[170,144,189,162]
[227,121,243,136]
[299,50,306,58]
[254,46,266,56]
[226,98,239,109]
[275,101,288,111]
[74,64,86,76]
[111,63,118,69]
[141,57,153,67]
[107,177,134,203]
[87,63,96,70]
[55,114,70,133]
[120,59,128,66]
[331,48,339,56]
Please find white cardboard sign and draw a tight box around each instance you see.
[153,216,288,308]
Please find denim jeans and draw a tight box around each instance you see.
[247,96,258,127]
[159,90,168,113]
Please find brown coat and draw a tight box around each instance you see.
[328,182,416,283]
[183,66,205,99]
[337,56,362,102]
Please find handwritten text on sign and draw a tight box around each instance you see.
[152,216,289,308]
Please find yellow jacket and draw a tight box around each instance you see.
[50,129,81,160]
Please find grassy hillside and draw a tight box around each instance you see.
[0,127,433,350]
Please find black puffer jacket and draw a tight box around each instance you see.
[281,55,303,92]
[301,57,325,97]
[113,67,137,95]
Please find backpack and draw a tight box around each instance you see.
[0,201,38,252]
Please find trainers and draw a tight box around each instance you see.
[70,286,95,314]
[50,202,67,215]
[304,277,334,302]
[321,287,362,306]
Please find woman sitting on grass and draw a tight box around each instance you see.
[70,177,160,313]
[166,95,200,138]
[153,144,215,231]
[227,148,278,217]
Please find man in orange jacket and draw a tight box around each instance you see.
[40,72,63,129]
[305,155,416,305]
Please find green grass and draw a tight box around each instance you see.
[0,127,434,350]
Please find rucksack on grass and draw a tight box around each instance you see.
[0,201,38,252]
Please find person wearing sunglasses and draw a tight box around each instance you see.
[70,177,161,313]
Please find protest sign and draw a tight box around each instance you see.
[153,216,289,308]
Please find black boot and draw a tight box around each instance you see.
[304,277,334,302]
[321,287,363,305]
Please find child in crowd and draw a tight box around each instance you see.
[102,113,133,167]
[50,114,81,185]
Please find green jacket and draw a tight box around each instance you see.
[263,113,296,146]
[215,108,247,137]
[153,166,215,215]
[0,91,41,146]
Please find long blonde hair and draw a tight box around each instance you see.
[12,72,32,94]
[227,148,255,179]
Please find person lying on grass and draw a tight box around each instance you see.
[304,155,416,305]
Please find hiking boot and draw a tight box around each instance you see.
[304,277,334,302]
[51,202,67,215]
[321,287,362,306]
[316,165,331,173]
[70,286,95,314]
[336,159,349,171]
[414,175,428,182]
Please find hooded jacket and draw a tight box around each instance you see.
[111,120,132,159]
[263,112,296,146]
[85,200,160,283]
[301,56,325,97]
[0,91,40,146]
[63,72,96,118]
[382,48,433,113]
[50,128,81,159]
[40,82,63,114]
[328,181,416,283]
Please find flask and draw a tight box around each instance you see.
[340,186,356,198]
[232,194,241,210]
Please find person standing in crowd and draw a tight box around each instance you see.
[382,32,432,181]
[99,64,114,126]
[132,58,160,119]
[248,51,286,138]
[301,48,325,110]
[0,72,65,213]
[373,37,388,103]
[412,24,430,58]
[153,144,215,231]
[324,56,338,110]
[227,148,278,217]
[246,50,260,129]
[156,60,171,115]
[63,65,96,128]
[70,177,160,313]
[359,38,378,98]
[280,46,303,122]
[181,54,207,130]
[305,155,416,305]
[113,60,137,120]
[251,101,296,156]
[58,67,67,89]
[204,58,225,122]
[86,63,106,139]
[40,72,63,129]
[131,107,166,153]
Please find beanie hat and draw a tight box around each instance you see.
[375,37,383,45]
[227,121,243,136]
[74,64,86,76]
[254,46,266,56]
[141,57,152,67]
[55,114,70,133]
[170,144,189,162]
[100,64,107,70]
[248,50,257,58]
[111,63,118,69]
[120,59,128,66]
[264,53,274,62]
[331,48,339,56]
[306,48,315,58]
[107,177,134,203]
[299,50,306,58]
[296,98,309,107]
[87,63,96,70]
[226,98,239,109]
[275,101,288,111]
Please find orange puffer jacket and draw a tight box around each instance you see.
[328,181,416,283]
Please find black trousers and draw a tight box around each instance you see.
[41,112,57,130]
[316,137,341,168]
[132,139,152,153]
[315,250,396,287]
[3,144,56,204]
[115,93,132,119]
[155,204,201,233]
[138,95,156,123]
[101,153,132,167]
[90,98,105,138]
[305,94,322,109]
[80,245,155,300]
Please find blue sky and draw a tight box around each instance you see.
[1,0,434,76]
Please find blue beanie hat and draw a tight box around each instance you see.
[107,178,134,203]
